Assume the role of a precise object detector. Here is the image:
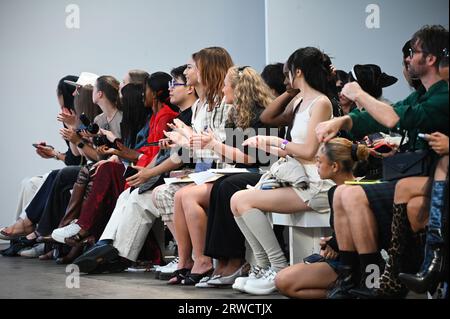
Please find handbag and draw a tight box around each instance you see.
[255,155,309,190]
[382,131,431,181]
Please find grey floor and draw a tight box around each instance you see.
[0,244,427,299]
[0,247,285,299]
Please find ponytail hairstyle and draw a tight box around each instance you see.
[226,66,274,129]
[286,47,333,97]
[193,47,234,111]
[96,75,121,109]
[322,138,370,174]
[145,72,177,110]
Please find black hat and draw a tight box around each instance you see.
[350,64,398,98]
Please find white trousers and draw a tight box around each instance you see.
[100,187,160,262]
[15,174,49,221]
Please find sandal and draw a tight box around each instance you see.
[182,268,214,286]
[0,219,35,240]
[167,268,191,285]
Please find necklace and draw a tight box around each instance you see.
[104,110,119,131]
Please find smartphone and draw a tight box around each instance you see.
[123,166,138,179]
[303,253,326,264]
[146,139,173,147]
[33,143,54,149]
[373,142,393,153]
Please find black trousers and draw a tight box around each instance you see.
[204,173,261,259]
[26,166,81,235]
[26,169,60,224]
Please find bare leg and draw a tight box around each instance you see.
[1,217,35,236]
[394,177,428,204]
[221,258,246,276]
[231,187,309,216]
[181,183,214,274]
[275,262,338,299]
[407,196,428,232]
[342,186,378,254]
[173,185,195,270]
[333,185,356,252]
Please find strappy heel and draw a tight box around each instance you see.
[182,268,214,286]
[167,268,191,285]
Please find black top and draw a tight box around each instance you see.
[225,105,277,169]
[326,185,339,252]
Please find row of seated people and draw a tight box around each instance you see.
[0,24,448,299]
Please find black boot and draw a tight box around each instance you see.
[399,180,447,294]
[399,232,444,294]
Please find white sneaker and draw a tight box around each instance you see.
[158,257,179,280]
[243,268,278,295]
[51,221,81,244]
[19,244,45,258]
[232,265,266,292]
[159,257,179,273]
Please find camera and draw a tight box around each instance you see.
[77,113,99,134]
[93,135,119,149]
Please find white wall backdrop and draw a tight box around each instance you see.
[266,0,449,102]
[0,0,448,229]
[0,0,266,228]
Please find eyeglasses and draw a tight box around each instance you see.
[168,80,186,89]
[409,47,427,59]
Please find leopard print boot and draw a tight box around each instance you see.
[378,203,410,297]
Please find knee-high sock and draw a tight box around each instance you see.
[241,208,287,272]
[234,214,270,269]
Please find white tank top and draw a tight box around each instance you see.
[290,96,329,144]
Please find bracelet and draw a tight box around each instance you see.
[53,151,60,161]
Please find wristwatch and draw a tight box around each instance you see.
[77,141,85,149]
[280,139,289,151]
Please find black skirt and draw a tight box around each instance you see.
[360,181,397,250]
[204,173,262,259]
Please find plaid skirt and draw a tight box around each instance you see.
[360,181,397,250]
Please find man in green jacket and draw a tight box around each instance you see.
[316,25,449,299]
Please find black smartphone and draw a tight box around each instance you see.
[123,166,138,179]
[33,143,54,149]
[303,253,326,264]
[373,142,393,153]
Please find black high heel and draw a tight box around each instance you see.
[182,268,214,286]
[167,268,190,285]
[399,247,444,294]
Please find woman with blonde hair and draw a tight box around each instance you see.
[275,137,370,299]
[168,65,276,286]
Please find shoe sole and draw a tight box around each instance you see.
[51,232,67,244]
[243,285,277,296]
[73,246,118,273]
[159,271,177,280]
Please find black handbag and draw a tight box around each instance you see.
[382,131,431,181]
